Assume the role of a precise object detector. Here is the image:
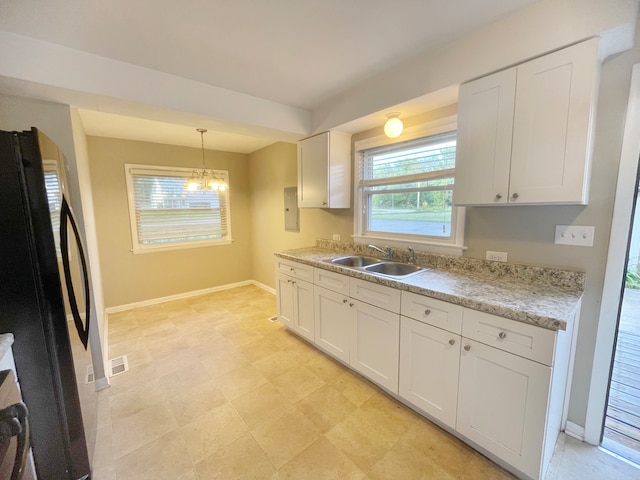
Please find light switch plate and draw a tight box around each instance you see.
[555,225,595,247]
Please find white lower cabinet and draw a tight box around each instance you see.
[274,257,573,480]
[350,299,399,393]
[399,316,460,428]
[314,285,350,363]
[275,272,314,342]
[457,338,552,480]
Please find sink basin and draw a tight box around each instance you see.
[364,262,424,277]
[331,255,381,267]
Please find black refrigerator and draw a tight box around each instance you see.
[0,128,96,479]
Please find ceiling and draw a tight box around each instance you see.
[0,0,540,152]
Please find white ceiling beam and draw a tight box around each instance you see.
[0,30,311,139]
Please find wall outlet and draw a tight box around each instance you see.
[332,234,341,241]
[554,225,595,247]
[486,251,508,262]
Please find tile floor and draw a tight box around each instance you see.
[91,285,640,480]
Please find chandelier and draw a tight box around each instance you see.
[185,128,228,192]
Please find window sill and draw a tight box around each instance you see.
[131,239,233,254]
[352,234,467,257]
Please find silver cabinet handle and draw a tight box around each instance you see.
[342,299,348,304]
[449,339,456,346]
[464,344,471,351]
[349,303,354,307]
[498,331,507,339]
[495,193,502,200]
[424,309,431,315]
[512,192,519,199]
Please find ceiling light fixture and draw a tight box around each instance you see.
[384,113,403,138]
[185,128,228,192]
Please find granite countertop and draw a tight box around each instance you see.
[276,242,585,331]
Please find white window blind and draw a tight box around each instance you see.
[43,160,62,253]
[126,165,231,251]
[360,131,456,188]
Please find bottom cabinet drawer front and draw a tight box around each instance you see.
[350,278,401,312]
[401,291,463,334]
[275,258,314,282]
[314,268,349,295]
[462,309,556,366]
[399,317,460,428]
[457,339,551,479]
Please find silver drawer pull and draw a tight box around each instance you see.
[464,344,471,351]
[349,303,354,307]
[424,309,431,315]
[342,299,348,304]
[495,193,502,200]
[498,331,507,339]
[449,339,455,346]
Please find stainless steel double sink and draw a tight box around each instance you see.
[329,255,425,278]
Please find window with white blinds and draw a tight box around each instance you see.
[125,165,231,252]
[359,131,457,240]
[43,160,62,253]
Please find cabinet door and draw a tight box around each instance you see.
[457,339,551,479]
[293,279,314,342]
[454,68,516,206]
[298,132,329,207]
[314,285,350,363]
[276,272,295,329]
[509,39,598,204]
[399,317,460,428]
[350,299,400,393]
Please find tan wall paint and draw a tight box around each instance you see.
[249,142,353,288]
[87,136,253,307]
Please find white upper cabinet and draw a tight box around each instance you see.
[454,38,599,206]
[297,131,351,208]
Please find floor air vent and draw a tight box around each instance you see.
[85,355,129,383]
[109,355,129,377]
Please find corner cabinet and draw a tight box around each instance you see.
[297,131,351,208]
[454,38,599,206]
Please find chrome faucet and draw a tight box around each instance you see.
[369,244,394,260]
[407,247,415,265]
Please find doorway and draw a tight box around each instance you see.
[602,170,640,465]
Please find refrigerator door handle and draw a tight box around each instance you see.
[60,197,91,350]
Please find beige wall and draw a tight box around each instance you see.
[87,137,253,307]
[249,142,353,287]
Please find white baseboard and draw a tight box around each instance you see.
[564,421,585,441]
[252,280,276,295]
[104,280,255,314]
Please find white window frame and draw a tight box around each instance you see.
[353,116,466,256]
[124,164,232,254]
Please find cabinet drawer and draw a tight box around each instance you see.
[275,258,314,282]
[314,268,349,295]
[349,278,400,313]
[401,292,463,334]
[462,309,556,365]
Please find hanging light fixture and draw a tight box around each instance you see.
[384,113,403,138]
[185,128,228,192]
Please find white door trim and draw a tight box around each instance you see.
[584,63,640,445]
